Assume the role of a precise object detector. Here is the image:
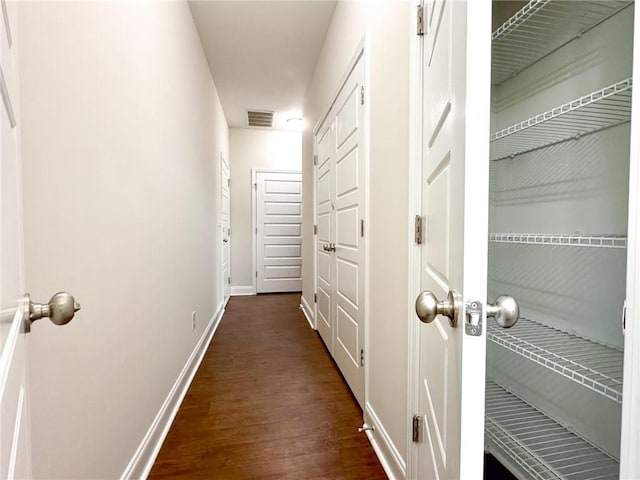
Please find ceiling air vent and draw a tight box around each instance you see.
[247,110,274,128]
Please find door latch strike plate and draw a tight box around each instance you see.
[465,300,483,336]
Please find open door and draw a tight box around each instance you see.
[411,1,492,478]
[0,4,32,476]
[1,7,81,476]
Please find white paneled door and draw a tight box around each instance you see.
[221,154,231,304]
[314,52,366,407]
[413,1,491,479]
[0,3,32,477]
[315,119,333,353]
[256,171,302,293]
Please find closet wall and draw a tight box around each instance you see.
[486,2,633,478]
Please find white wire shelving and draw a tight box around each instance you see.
[485,380,620,480]
[487,317,623,403]
[489,233,627,249]
[490,78,633,161]
[492,0,632,85]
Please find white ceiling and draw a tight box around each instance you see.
[189,1,337,130]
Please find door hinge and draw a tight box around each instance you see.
[255,227,258,234]
[227,178,231,187]
[314,224,318,235]
[228,228,231,236]
[360,219,364,237]
[417,4,425,36]
[314,293,317,303]
[622,299,627,333]
[313,154,318,166]
[254,183,257,190]
[256,271,258,278]
[360,86,365,106]
[360,349,365,367]
[412,414,421,442]
[228,276,231,283]
[415,215,425,244]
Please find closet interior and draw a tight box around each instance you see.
[485,1,633,479]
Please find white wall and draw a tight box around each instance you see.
[229,128,301,289]
[302,1,411,474]
[17,2,228,478]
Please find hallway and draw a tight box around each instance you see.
[149,294,386,479]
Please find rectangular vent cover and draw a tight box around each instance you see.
[247,110,274,127]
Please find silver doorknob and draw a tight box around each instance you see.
[24,292,81,333]
[487,295,519,328]
[415,289,461,327]
[223,238,229,243]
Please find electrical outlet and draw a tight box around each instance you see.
[191,311,196,330]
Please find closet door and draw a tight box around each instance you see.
[315,119,334,352]
[313,53,367,407]
[331,56,366,407]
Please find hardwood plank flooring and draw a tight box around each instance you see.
[149,293,386,479]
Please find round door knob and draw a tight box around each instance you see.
[25,292,81,332]
[415,289,461,327]
[487,295,519,328]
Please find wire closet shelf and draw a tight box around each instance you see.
[490,78,632,161]
[489,233,627,249]
[492,0,632,85]
[487,317,623,403]
[485,381,620,480]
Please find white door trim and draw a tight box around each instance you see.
[251,168,302,295]
[312,38,367,137]
[311,130,318,329]
[406,2,424,477]
[620,5,640,477]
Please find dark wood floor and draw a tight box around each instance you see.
[149,293,386,479]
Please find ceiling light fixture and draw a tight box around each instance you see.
[287,117,303,130]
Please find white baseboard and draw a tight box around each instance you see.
[230,285,255,296]
[364,403,407,480]
[300,295,315,330]
[120,300,226,480]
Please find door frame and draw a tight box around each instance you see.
[406,2,424,476]
[311,39,370,405]
[251,168,302,295]
[620,6,640,477]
